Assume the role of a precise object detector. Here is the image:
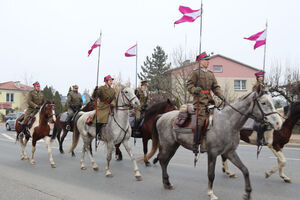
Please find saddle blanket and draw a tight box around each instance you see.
[60,112,68,122]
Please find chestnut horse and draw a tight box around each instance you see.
[15,100,57,167]
[53,100,96,156]
[222,101,300,183]
[115,99,177,166]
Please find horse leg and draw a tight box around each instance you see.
[59,129,68,154]
[265,146,291,183]
[56,128,62,153]
[122,140,142,181]
[207,152,219,200]
[85,136,98,171]
[115,143,123,161]
[18,135,29,161]
[227,151,252,200]
[159,143,179,189]
[80,144,87,170]
[44,136,56,168]
[105,141,114,177]
[30,140,37,165]
[221,154,237,178]
[143,138,150,167]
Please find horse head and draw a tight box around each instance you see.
[118,85,140,108]
[81,99,96,112]
[41,100,56,123]
[252,86,282,131]
[164,99,177,112]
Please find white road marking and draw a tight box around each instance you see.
[2,133,15,141]
[269,156,300,161]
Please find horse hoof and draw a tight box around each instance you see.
[30,161,36,165]
[243,194,250,200]
[115,155,122,161]
[265,172,270,179]
[71,152,76,157]
[23,157,29,162]
[93,167,99,171]
[229,174,237,178]
[283,178,292,183]
[163,183,174,190]
[51,163,56,168]
[135,175,142,181]
[81,166,87,170]
[145,161,151,167]
[59,149,64,154]
[106,173,113,177]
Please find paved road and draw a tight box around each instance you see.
[0,126,299,200]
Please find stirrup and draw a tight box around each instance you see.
[200,146,207,153]
[66,125,71,131]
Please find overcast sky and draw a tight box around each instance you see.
[0,0,299,95]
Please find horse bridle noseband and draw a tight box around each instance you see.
[116,90,137,110]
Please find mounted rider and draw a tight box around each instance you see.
[90,75,116,139]
[253,70,268,146]
[20,81,45,134]
[134,79,150,132]
[66,85,83,131]
[187,52,225,153]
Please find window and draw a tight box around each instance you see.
[234,80,246,90]
[6,93,14,102]
[213,65,223,72]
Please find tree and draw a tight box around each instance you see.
[138,46,171,95]
[42,86,53,101]
[54,91,63,114]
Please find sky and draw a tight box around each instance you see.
[0,0,299,95]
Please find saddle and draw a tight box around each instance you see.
[18,114,36,136]
[173,104,214,135]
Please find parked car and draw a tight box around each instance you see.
[4,113,16,121]
[5,112,24,131]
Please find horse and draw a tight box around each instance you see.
[114,99,177,166]
[222,101,300,183]
[149,87,282,200]
[53,100,96,156]
[68,86,143,180]
[15,100,57,167]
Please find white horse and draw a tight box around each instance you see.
[69,86,142,180]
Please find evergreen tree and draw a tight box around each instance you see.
[54,91,63,114]
[42,86,53,101]
[138,46,171,94]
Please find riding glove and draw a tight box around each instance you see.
[194,87,202,95]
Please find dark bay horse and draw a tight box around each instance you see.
[222,101,300,183]
[115,99,177,166]
[15,100,57,167]
[150,88,282,200]
[53,100,95,156]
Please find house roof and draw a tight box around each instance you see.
[170,54,260,72]
[0,81,33,91]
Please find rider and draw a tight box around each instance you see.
[91,75,116,139]
[187,52,225,153]
[66,85,83,131]
[20,81,45,135]
[253,70,268,146]
[134,80,150,130]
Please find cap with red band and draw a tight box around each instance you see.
[33,81,40,86]
[255,71,265,78]
[196,52,210,62]
[104,75,114,82]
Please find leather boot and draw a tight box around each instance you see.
[66,115,72,131]
[96,123,103,140]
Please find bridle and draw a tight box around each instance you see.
[115,89,137,111]
[42,103,56,121]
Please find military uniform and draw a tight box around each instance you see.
[187,68,222,126]
[92,85,116,123]
[67,90,83,116]
[135,86,150,120]
[24,90,44,121]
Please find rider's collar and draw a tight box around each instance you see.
[200,68,208,72]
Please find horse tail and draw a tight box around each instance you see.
[51,122,58,141]
[145,114,162,162]
[68,112,83,154]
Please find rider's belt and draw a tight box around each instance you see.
[100,100,111,104]
[201,90,210,94]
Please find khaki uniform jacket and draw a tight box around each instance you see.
[187,68,222,126]
[67,91,83,114]
[136,87,150,108]
[252,81,264,92]
[92,85,116,123]
[25,90,45,119]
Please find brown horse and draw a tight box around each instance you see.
[15,100,57,167]
[53,100,96,156]
[115,99,177,166]
[222,101,300,183]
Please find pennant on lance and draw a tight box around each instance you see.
[88,37,101,56]
[125,44,137,57]
[244,29,267,49]
[174,6,202,25]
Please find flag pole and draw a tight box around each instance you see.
[95,30,102,151]
[194,0,203,167]
[263,21,268,73]
[135,42,138,89]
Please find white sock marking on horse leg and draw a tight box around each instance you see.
[123,140,141,177]
[30,146,36,165]
[277,151,291,182]
[207,188,218,200]
[80,146,86,170]
[44,136,55,166]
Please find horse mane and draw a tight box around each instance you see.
[144,100,175,122]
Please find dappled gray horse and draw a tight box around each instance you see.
[153,87,282,200]
[69,86,142,180]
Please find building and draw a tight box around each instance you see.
[0,81,32,116]
[170,54,260,104]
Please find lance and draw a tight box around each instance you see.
[263,20,268,81]
[95,31,102,151]
[134,42,138,145]
[194,0,203,167]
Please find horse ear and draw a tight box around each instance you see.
[167,98,171,104]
